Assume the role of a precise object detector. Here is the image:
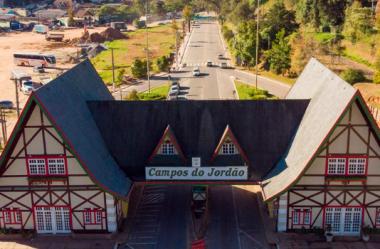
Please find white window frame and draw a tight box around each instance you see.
[347,158,366,175]
[222,143,235,154]
[162,143,175,155]
[327,158,346,175]
[28,158,47,175]
[47,158,66,175]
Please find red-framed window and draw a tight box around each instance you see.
[2,209,22,225]
[376,210,380,227]
[83,209,102,225]
[326,156,367,176]
[292,209,311,226]
[26,156,68,177]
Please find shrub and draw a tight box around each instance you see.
[155,55,169,72]
[340,69,365,85]
[124,89,139,100]
[138,93,164,100]
[252,95,267,100]
[131,59,151,78]
[223,29,234,42]
[374,71,380,84]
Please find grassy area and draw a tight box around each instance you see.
[92,25,177,84]
[137,82,171,100]
[234,80,278,99]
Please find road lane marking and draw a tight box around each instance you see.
[234,69,291,89]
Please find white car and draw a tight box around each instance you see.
[217,54,223,59]
[206,60,213,67]
[193,67,200,76]
[170,86,179,95]
[220,62,227,69]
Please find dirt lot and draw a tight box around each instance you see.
[0,27,108,142]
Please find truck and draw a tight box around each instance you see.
[11,68,35,95]
[111,22,125,31]
[133,20,146,29]
[45,33,64,41]
[34,25,49,34]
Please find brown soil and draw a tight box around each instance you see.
[100,28,128,40]
[89,32,106,43]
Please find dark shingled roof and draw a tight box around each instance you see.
[87,100,310,182]
[34,60,133,199]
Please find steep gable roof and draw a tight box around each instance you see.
[0,60,133,200]
[262,58,360,202]
[75,9,92,18]
[210,125,248,163]
[148,125,187,163]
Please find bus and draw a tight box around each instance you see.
[13,53,56,68]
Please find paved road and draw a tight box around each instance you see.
[206,186,270,249]
[114,19,290,100]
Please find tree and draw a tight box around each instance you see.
[125,89,140,100]
[235,20,261,70]
[97,5,118,15]
[131,59,152,78]
[297,0,349,28]
[155,56,169,72]
[134,18,139,28]
[182,5,193,32]
[229,0,255,25]
[171,18,179,31]
[68,8,74,26]
[342,1,372,42]
[262,1,298,46]
[266,29,291,76]
[133,0,146,15]
[116,69,125,86]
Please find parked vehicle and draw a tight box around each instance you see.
[13,53,56,67]
[170,86,179,95]
[0,100,14,109]
[193,67,200,76]
[111,22,125,31]
[206,60,213,67]
[158,22,165,25]
[45,33,64,41]
[33,66,45,73]
[168,93,178,100]
[11,69,35,95]
[20,81,35,95]
[165,21,172,24]
[217,54,223,59]
[171,81,180,88]
[133,20,146,28]
[220,62,227,69]
[34,25,49,34]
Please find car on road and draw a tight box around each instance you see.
[171,81,180,88]
[165,21,172,24]
[193,67,200,76]
[220,62,227,69]
[170,86,179,95]
[33,66,45,73]
[168,93,178,100]
[158,22,165,25]
[0,100,14,109]
[206,60,213,67]
[217,54,223,59]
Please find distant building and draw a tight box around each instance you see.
[0,8,18,15]
[13,8,31,17]
[34,9,68,20]
[53,0,75,10]
[0,0,4,7]
[75,9,94,23]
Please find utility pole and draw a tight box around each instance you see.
[146,0,151,94]
[175,31,178,69]
[111,48,115,92]
[255,0,260,91]
[14,79,20,118]
[0,106,7,146]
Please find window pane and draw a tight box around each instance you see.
[48,158,66,175]
[96,212,101,224]
[84,212,90,224]
[4,212,10,223]
[348,158,366,175]
[293,212,299,224]
[15,212,21,223]
[304,212,310,225]
[162,143,174,155]
[328,158,346,175]
[28,159,46,175]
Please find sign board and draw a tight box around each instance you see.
[146,166,248,180]
[192,157,201,167]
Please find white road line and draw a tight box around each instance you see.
[234,69,292,89]
[231,79,239,100]
[232,186,242,249]
[216,72,222,100]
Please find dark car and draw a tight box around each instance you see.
[33,66,45,73]
[0,100,14,109]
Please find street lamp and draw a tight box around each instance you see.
[255,0,260,91]
[146,0,151,94]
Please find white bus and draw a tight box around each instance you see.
[13,53,56,68]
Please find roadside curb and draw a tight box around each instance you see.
[256,192,280,246]
[234,69,292,89]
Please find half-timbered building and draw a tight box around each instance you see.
[0,57,379,237]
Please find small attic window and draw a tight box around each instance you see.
[222,141,235,154]
[162,141,174,155]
